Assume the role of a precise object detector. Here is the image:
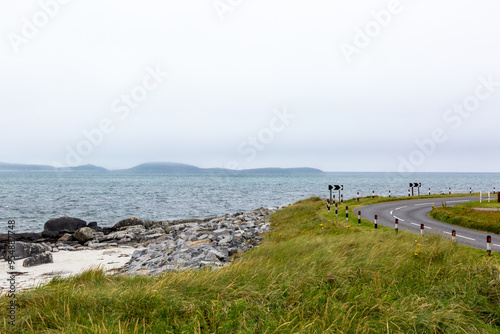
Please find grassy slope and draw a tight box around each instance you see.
[430,201,500,235]
[1,196,500,333]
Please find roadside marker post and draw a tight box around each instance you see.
[333,195,336,203]
[327,200,330,213]
[494,187,496,194]
[487,236,492,256]
[428,188,431,195]
[341,194,344,204]
[452,230,456,243]
[346,206,348,221]
[480,191,482,203]
[470,187,472,194]
[357,192,359,201]
[488,192,491,203]
[449,187,451,195]
[358,211,361,226]
[395,218,399,233]
[408,189,410,197]
[335,203,338,217]
[420,224,424,236]
[372,191,375,199]
[374,215,378,230]
[389,190,391,197]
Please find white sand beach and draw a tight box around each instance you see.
[1,246,141,293]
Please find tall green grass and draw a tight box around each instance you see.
[1,197,499,333]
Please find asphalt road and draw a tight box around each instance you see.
[357,196,499,251]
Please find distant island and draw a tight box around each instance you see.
[0,162,324,174]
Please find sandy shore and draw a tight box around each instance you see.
[1,246,141,293]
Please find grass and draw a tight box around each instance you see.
[1,196,500,333]
[459,200,500,209]
[430,201,500,235]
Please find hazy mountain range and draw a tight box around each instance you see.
[0,162,324,174]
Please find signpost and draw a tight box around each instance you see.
[329,185,343,205]
[409,183,422,196]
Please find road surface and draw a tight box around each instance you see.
[358,196,499,251]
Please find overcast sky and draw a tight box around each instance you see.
[1,0,499,172]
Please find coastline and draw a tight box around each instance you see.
[1,206,280,293]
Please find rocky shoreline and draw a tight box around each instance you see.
[1,206,281,276]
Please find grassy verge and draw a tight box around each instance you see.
[430,201,500,235]
[459,200,500,209]
[1,196,500,333]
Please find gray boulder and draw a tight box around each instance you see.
[112,217,144,230]
[44,217,87,233]
[4,241,51,261]
[74,227,95,244]
[23,251,53,267]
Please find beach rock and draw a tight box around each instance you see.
[57,233,74,242]
[5,241,51,261]
[74,227,95,244]
[112,217,144,230]
[44,217,87,233]
[122,206,281,275]
[23,251,53,267]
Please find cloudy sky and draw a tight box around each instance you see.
[1,0,499,172]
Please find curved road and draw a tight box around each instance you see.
[358,196,499,251]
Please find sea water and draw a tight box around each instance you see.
[1,172,499,233]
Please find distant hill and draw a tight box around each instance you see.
[0,162,57,171]
[0,162,323,174]
[119,162,202,173]
[59,164,109,172]
[0,162,108,172]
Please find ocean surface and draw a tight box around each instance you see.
[1,172,499,233]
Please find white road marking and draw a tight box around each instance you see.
[457,235,475,241]
[443,231,451,235]
[394,206,407,211]
[393,216,404,222]
[493,244,500,247]
[415,203,434,206]
[410,222,419,226]
[447,200,470,203]
[390,210,393,215]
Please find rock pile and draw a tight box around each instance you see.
[122,207,278,275]
[1,207,280,272]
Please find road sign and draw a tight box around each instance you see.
[409,183,422,187]
[333,185,343,190]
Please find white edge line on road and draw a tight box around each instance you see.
[493,244,500,247]
[410,222,419,226]
[390,210,393,215]
[457,235,475,241]
[447,200,471,203]
[393,216,404,222]
[414,203,434,206]
[394,206,407,211]
[443,231,451,235]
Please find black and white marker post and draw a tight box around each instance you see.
[372,191,374,199]
[420,224,424,236]
[487,236,492,256]
[470,187,472,194]
[327,200,330,213]
[357,192,359,201]
[395,218,399,233]
[374,215,378,230]
[328,185,333,207]
[408,189,410,197]
[335,203,338,217]
[452,230,457,243]
[389,190,391,197]
[494,187,496,194]
[449,187,451,195]
[428,188,431,195]
[345,206,348,221]
[358,211,361,226]
[341,194,344,204]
